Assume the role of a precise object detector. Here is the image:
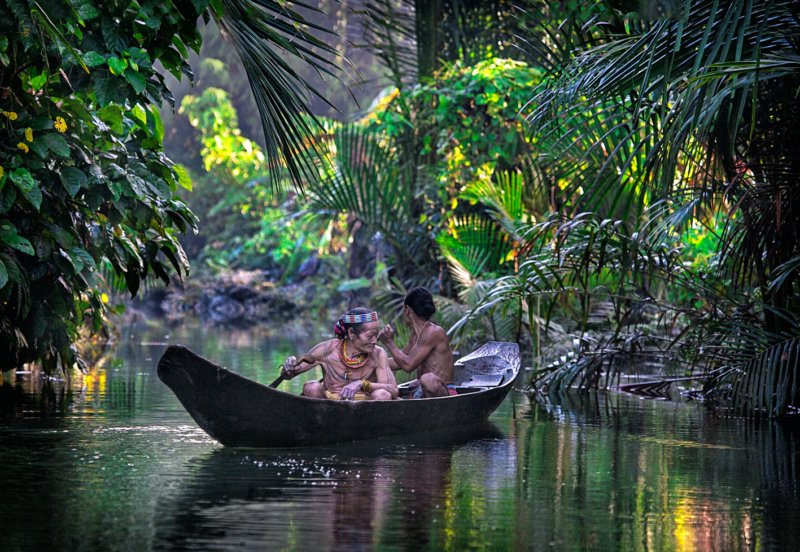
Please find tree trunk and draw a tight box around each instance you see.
[415,0,440,81]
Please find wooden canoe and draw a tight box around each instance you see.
[157,341,520,447]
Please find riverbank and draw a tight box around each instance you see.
[124,269,354,329]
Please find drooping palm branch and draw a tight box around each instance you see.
[215,0,343,188]
[528,1,800,275]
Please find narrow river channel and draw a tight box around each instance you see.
[1,318,799,550]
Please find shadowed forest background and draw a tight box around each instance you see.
[1,0,799,418]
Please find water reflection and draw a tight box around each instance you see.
[154,424,506,551]
[2,320,800,551]
[518,392,800,550]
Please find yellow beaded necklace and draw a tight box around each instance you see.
[339,339,368,380]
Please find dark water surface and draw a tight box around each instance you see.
[2,319,800,551]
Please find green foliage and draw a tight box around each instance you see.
[0,0,341,371]
[373,58,543,194]
[0,0,201,370]
[179,86,327,278]
[338,58,545,292]
[469,0,800,417]
[529,0,800,306]
[306,122,429,274]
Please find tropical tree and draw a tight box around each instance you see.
[513,0,800,416]
[0,0,339,371]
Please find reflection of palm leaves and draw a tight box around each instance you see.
[307,124,429,271]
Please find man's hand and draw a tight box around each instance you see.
[282,356,297,379]
[378,324,395,344]
[339,380,363,400]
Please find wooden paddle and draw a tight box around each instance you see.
[269,354,317,388]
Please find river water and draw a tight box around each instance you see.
[1,318,799,551]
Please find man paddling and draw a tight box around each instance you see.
[282,307,398,400]
[378,288,456,398]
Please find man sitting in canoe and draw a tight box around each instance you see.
[378,287,456,398]
[282,307,398,400]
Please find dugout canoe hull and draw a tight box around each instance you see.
[157,341,520,447]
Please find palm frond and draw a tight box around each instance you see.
[215,0,343,189]
[437,214,512,277]
[306,122,432,274]
[528,0,798,211]
[703,332,800,418]
[461,170,527,235]
[360,0,418,88]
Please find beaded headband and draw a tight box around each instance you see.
[340,311,379,324]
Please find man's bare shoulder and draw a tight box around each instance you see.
[308,339,336,358]
[428,324,450,343]
[372,346,389,361]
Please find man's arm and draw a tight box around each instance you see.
[381,329,440,373]
[283,341,328,378]
[372,349,399,398]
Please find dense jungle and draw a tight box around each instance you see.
[1,0,799,419]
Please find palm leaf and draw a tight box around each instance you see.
[528,0,798,215]
[306,123,431,272]
[704,333,800,417]
[215,0,342,189]
[437,214,512,278]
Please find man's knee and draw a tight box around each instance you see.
[371,389,392,401]
[302,381,325,398]
[420,373,445,396]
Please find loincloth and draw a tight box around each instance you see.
[325,390,369,401]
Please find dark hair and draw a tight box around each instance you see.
[404,287,436,320]
[333,307,374,339]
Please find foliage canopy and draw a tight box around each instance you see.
[0,0,338,371]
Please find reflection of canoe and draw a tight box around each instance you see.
[157,341,520,447]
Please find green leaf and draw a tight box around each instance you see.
[30,71,47,92]
[61,247,96,273]
[9,168,35,193]
[82,51,106,67]
[150,106,164,142]
[42,133,71,157]
[107,56,128,75]
[0,225,34,255]
[125,71,147,94]
[101,17,127,52]
[130,104,147,126]
[93,72,127,106]
[98,104,124,134]
[126,47,152,69]
[69,247,96,272]
[47,223,75,248]
[24,186,42,211]
[28,116,54,131]
[60,167,87,197]
[28,138,50,158]
[173,164,192,191]
[0,258,7,289]
[76,2,99,20]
